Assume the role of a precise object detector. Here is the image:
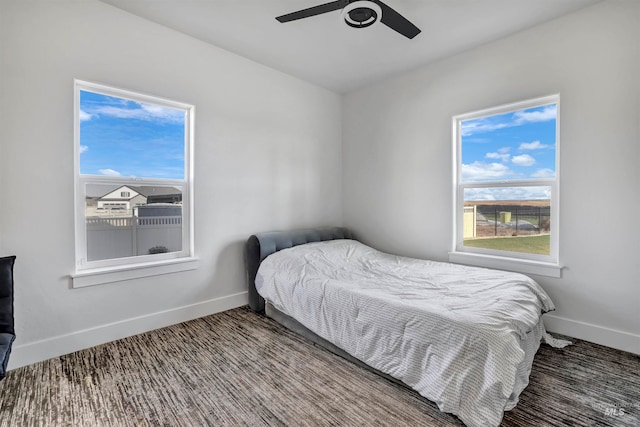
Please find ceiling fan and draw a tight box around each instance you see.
[276,0,421,39]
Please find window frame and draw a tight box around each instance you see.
[449,95,562,277]
[71,80,197,287]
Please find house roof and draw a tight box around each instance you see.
[131,186,182,198]
[88,184,182,200]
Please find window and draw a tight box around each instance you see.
[450,95,561,277]
[72,80,196,287]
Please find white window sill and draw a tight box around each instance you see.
[71,257,199,288]
[448,251,562,278]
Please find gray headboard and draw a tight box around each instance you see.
[245,227,353,312]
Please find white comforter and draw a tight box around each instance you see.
[255,239,555,427]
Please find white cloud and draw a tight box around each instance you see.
[141,103,182,119]
[486,151,510,162]
[79,110,93,122]
[514,105,557,124]
[465,186,551,201]
[99,168,121,176]
[83,101,184,124]
[462,104,556,136]
[531,168,555,178]
[79,145,89,154]
[519,140,549,150]
[461,121,509,137]
[512,154,536,167]
[462,162,511,181]
[98,105,182,123]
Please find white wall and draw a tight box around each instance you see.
[1,0,637,369]
[343,1,639,354]
[0,0,342,368]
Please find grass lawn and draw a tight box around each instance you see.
[464,234,550,255]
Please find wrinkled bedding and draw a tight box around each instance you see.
[256,239,556,427]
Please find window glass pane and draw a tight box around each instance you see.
[79,90,185,179]
[463,186,551,255]
[461,104,556,183]
[85,183,183,261]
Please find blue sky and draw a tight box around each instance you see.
[461,104,557,182]
[79,90,185,179]
[461,104,556,201]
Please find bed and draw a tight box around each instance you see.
[245,227,563,427]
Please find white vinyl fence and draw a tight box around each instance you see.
[86,216,182,261]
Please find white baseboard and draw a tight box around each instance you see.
[8,291,248,370]
[9,298,636,371]
[543,314,640,355]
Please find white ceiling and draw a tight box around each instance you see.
[100,0,601,93]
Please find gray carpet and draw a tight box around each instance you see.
[0,306,638,426]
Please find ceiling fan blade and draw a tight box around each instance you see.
[373,0,421,39]
[276,1,348,23]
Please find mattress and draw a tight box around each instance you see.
[255,239,556,427]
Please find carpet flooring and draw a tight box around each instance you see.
[0,306,638,426]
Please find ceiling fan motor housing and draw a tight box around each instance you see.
[341,1,382,28]
[275,0,420,39]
